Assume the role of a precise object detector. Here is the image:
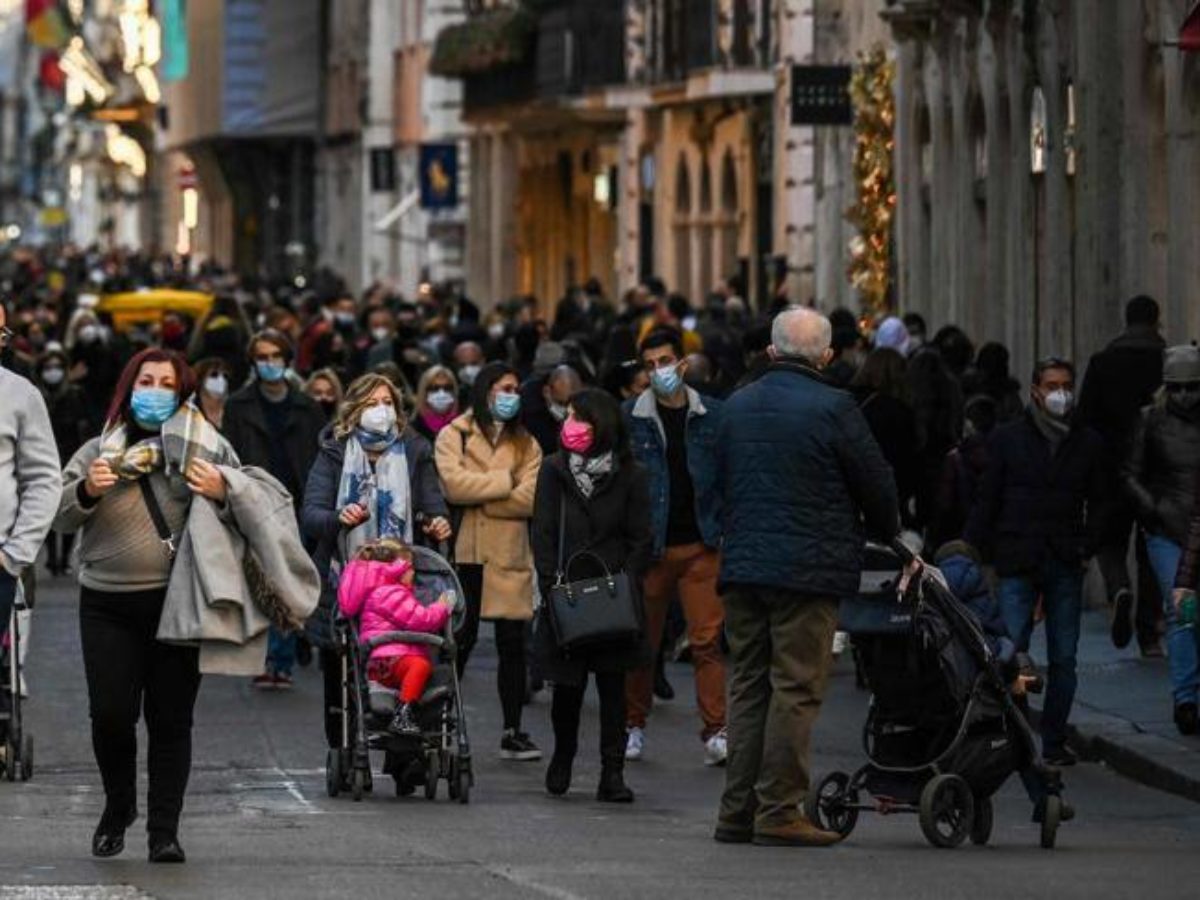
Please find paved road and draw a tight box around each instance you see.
[2,576,1200,900]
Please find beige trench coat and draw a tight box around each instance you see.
[435,413,542,620]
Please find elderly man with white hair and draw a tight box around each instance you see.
[712,306,900,847]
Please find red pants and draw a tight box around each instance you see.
[367,655,433,704]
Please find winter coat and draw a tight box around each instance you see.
[928,432,989,550]
[222,383,327,507]
[336,558,450,663]
[716,360,900,598]
[301,427,448,647]
[624,387,723,557]
[157,466,321,676]
[1122,401,1200,545]
[435,413,542,621]
[0,368,60,576]
[1174,473,1200,590]
[41,383,93,464]
[852,387,919,528]
[934,541,1015,666]
[530,452,653,687]
[964,410,1108,576]
[1077,325,1165,458]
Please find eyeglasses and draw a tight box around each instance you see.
[0,326,12,348]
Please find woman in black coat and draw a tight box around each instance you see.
[851,348,919,529]
[531,389,652,803]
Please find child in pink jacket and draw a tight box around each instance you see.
[337,539,454,736]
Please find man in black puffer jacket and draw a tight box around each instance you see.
[713,307,899,848]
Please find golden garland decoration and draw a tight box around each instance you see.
[845,45,896,317]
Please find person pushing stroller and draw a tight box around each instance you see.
[337,539,455,737]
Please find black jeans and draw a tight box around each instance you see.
[1096,520,1162,645]
[80,587,202,837]
[551,672,627,770]
[456,563,527,732]
[0,570,15,645]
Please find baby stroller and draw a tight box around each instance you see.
[1,579,33,782]
[807,540,1065,850]
[325,544,473,803]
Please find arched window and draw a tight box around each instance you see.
[674,154,693,299]
[718,149,738,285]
[696,159,713,294]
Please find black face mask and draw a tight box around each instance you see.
[318,399,338,420]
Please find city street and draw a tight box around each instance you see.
[2,576,1199,900]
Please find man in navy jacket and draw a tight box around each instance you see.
[966,357,1108,767]
[713,308,899,847]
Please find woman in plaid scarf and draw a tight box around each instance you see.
[56,348,238,865]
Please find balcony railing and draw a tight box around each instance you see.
[536,2,626,98]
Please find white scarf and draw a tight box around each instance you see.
[336,430,413,559]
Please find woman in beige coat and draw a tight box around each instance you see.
[436,361,543,761]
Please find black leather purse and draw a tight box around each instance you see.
[548,497,641,650]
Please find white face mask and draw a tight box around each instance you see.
[487,322,506,341]
[78,324,101,344]
[371,326,391,343]
[459,364,482,386]
[426,388,456,414]
[41,366,65,386]
[360,402,397,435]
[204,373,229,399]
[1043,388,1074,419]
[548,400,568,423]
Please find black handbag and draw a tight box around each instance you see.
[548,496,641,650]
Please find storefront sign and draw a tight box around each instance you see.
[790,65,853,126]
[419,143,459,210]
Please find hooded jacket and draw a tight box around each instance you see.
[337,558,450,662]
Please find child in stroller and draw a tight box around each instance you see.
[337,539,455,737]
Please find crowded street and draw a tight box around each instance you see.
[5,2,1200,898]
[2,576,1199,899]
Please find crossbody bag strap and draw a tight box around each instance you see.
[554,493,567,586]
[137,477,177,559]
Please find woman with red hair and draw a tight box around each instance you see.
[55,347,237,864]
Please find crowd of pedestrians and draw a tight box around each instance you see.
[1,243,1199,859]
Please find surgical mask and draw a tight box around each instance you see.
[78,324,100,345]
[335,312,356,328]
[257,361,287,383]
[41,366,65,386]
[548,400,569,423]
[650,363,683,398]
[360,403,397,435]
[130,387,178,429]
[560,419,594,454]
[371,326,391,343]
[1043,388,1074,419]
[490,391,521,422]
[458,364,481,387]
[488,322,506,341]
[204,373,229,399]
[426,388,456,414]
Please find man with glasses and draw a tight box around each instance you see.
[223,329,327,689]
[966,356,1109,768]
[0,303,62,726]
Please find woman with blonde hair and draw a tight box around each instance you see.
[305,367,345,422]
[301,373,452,788]
[411,365,460,443]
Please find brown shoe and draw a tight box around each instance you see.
[753,817,843,847]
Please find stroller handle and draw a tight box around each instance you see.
[889,536,918,566]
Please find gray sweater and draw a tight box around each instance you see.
[0,367,62,575]
[56,438,191,592]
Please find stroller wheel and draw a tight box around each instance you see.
[804,772,858,837]
[919,774,974,849]
[969,795,993,846]
[325,749,341,798]
[424,752,439,801]
[1040,796,1062,849]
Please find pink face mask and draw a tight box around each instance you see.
[560,418,594,454]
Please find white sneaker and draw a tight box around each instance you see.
[704,728,728,767]
[625,727,645,761]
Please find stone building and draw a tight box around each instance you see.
[884,0,1200,382]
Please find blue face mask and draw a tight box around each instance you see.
[130,387,178,429]
[490,391,521,422]
[257,361,287,383]
[650,363,682,398]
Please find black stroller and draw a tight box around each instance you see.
[807,541,1065,849]
[1,578,33,782]
[325,544,473,804]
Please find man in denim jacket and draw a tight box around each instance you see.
[623,326,727,766]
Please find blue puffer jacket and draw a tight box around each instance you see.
[623,387,722,558]
[935,541,1015,665]
[716,361,899,597]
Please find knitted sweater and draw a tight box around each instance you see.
[0,367,62,575]
[56,437,191,592]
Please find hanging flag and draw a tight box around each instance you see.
[159,0,189,82]
[1181,1,1200,51]
[25,0,70,50]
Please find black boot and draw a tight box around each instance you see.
[596,765,634,803]
[545,752,573,796]
[148,830,186,863]
[91,804,138,858]
[1175,702,1199,736]
[389,703,422,737]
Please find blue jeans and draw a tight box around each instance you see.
[1145,534,1199,706]
[266,626,297,676]
[998,558,1083,753]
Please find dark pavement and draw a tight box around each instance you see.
[2,575,1200,900]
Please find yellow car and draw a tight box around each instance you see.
[96,290,214,333]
